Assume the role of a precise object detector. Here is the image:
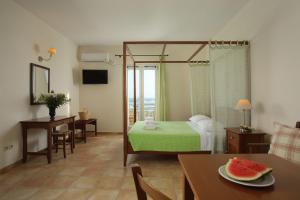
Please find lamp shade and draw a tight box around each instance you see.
[48,48,56,56]
[235,99,252,110]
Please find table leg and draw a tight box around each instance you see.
[183,175,194,200]
[95,121,98,136]
[71,119,75,149]
[22,126,27,163]
[83,125,87,143]
[47,128,52,164]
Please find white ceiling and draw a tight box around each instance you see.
[15,0,249,45]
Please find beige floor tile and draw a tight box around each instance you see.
[28,189,64,200]
[32,165,65,179]
[44,176,79,189]
[159,187,177,199]
[0,184,13,194]
[176,191,183,200]
[20,175,48,187]
[101,168,127,177]
[120,176,136,190]
[88,189,119,200]
[147,177,174,189]
[13,167,42,178]
[71,177,99,189]
[81,166,103,177]
[0,173,25,186]
[94,154,114,161]
[0,186,39,200]
[56,188,92,200]
[96,175,124,189]
[59,167,86,176]
[115,189,137,200]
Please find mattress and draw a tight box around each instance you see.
[128,121,201,152]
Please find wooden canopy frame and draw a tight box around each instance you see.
[122,40,248,166]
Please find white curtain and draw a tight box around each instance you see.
[155,57,167,121]
[189,63,211,116]
[210,45,250,152]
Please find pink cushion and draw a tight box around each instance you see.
[269,122,300,164]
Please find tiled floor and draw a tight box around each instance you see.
[0,134,183,200]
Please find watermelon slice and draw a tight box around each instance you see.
[233,157,272,175]
[225,159,263,181]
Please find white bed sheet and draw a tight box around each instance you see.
[186,121,214,151]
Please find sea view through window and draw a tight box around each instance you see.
[128,67,156,124]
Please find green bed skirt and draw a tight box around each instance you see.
[128,121,200,152]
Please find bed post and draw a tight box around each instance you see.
[123,42,128,166]
[133,61,137,123]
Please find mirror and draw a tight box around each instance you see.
[30,63,50,105]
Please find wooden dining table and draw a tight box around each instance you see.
[178,154,300,200]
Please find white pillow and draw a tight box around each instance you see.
[196,119,213,132]
[189,115,210,123]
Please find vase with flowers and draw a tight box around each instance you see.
[39,91,70,120]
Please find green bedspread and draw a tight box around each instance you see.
[128,121,200,152]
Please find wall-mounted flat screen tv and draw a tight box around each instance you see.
[82,69,108,84]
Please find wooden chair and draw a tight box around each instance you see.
[74,129,85,143]
[52,130,73,158]
[131,164,172,200]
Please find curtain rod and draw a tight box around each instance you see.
[124,40,249,45]
[134,60,209,64]
[115,54,169,57]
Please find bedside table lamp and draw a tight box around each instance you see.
[235,99,252,127]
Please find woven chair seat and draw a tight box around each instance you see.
[52,130,73,158]
[53,130,72,136]
[74,129,82,135]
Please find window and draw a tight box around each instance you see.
[143,68,156,119]
[127,66,156,125]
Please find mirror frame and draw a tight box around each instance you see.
[30,63,50,105]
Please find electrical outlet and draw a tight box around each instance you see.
[4,145,13,151]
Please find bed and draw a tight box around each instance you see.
[124,120,213,166]
[122,41,249,166]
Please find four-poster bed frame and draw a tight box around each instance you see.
[122,40,248,166]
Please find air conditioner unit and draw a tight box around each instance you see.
[80,52,112,63]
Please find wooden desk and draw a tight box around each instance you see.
[75,118,97,143]
[20,116,76,164]
[178,154,300,200]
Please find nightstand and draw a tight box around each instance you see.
[225,128,266,153]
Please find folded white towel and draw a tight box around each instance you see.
[144,118,156,129]
[145,120,155,125]
[145,116,154,121]
[144,124,156,130]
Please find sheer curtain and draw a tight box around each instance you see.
[189,63,211,116]
[210,45,250,152]
[155,57,167,121]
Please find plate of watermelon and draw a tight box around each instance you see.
[218,157,275,187]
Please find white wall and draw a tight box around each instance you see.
[0,0,79,169]
[165,64,191,120]
[78,46,123,133]
[215,0,300,133]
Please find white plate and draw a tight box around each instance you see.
[218,165,275,187]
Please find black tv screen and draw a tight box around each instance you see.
[82,70,108,84]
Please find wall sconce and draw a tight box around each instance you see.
[38,48,56,62]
